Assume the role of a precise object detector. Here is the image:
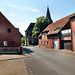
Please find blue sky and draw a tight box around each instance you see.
[0,0,75,35]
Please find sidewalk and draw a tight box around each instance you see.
[57,49,75,56]
[0,57,28,75]
[0,49,29,75]
[47,48,75,56]
[51,49,75,56]
[36,46,75,56]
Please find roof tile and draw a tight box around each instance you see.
[43,13,75,35]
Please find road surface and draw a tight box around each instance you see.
[23,47,75,75]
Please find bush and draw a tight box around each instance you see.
[21,37,25,44]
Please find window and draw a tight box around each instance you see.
[47,31,50,34]
[47,41,49,45]
[44,41,46,45]
[54,26,63,32]
[61,29,71,35]
[7,28,11,32]
[41,41,43,45]
[41,34,43,38]
[3,41,8,46]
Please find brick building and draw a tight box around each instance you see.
[38,13,75,51]
[25,7,53,46]
[0,12,22,53]
[25,23,35,46]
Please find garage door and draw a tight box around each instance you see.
[54,40,58,49]
[62,40,71,50]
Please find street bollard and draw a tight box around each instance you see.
[19,46,22,54]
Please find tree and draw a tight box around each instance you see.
[32,16,50,38]
[21,37,25,44]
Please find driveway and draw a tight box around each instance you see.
[23,46,75,75]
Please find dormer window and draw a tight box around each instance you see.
[44,33,46,37]
[47,31,50,34]
[54,26,63,32]
[41,33,43,37]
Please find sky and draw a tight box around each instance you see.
[0,0,75,36]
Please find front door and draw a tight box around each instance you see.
[54,40,58,49]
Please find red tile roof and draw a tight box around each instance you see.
[38,34,41,37]
[43,13,75,35]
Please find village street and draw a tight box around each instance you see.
[23,46,75,75]
[0,47,75,75]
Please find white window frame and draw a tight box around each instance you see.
[3,41,8,46]
[41,41,43,45]
[44,41,46,45]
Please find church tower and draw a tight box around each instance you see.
[46,7,53,24]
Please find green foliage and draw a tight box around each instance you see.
[21,37,25,44]
[32,16,50,38]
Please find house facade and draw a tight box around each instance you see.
[25,23,35,46]
[38,13,75,51]
[0,12,22,52]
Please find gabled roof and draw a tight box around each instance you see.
[43,13,75,35]
[25,23,35,32]
[25,23,35,36]
[0,12,23,37]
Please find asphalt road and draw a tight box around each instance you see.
[23,47,75,75]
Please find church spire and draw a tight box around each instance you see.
[46,6,53,24]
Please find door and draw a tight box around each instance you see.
[62,40,71,50]
[54,40,58,49]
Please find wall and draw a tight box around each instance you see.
[70,17,75,51]
[39,34,60,49]
[61,36,71,40]
[0,12,21,47]
[39,33,51,48]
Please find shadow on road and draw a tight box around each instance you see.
[22,47,33,54]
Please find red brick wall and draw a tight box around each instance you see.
[70,17,75,51]
[39,34,51,48]
[39,34,60,49]
[0,12,21,47]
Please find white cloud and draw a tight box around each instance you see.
[3,2,19,9]
[8,4,18,9]
[24,7,40,12]
[9,12,16,17]
[1,1,19,9]
[3,2,40,13]
[2,0,40,12]
[32,9,40,12]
